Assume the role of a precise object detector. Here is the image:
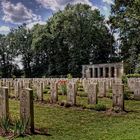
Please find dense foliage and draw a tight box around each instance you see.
[110,0,140,74]
[0,4,118,77]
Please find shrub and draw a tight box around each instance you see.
[14,120,26,136]
[33,91,38,100]
[43,89,50,94]
[58,80,67,95]
[78,87,84,91]
[124,90,133,100]
[122,75,128,84]
[0,117,10,133]
[126,73,140,78]
[67,73,72,79]
[94,104,106,111]
[77,91,87,97]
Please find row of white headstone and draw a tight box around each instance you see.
[0,81,124,122]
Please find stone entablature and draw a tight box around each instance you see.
[82,62,124,78]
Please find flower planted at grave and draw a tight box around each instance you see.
[59,80,67,95]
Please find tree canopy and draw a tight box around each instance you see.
[0,4,116,78]
[110,0,140,73]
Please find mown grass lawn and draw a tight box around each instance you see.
[0,94,140,140]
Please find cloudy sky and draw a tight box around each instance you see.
[0,0,114,34]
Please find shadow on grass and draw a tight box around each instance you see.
[34,127,51,136]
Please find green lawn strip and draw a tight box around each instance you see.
[0,96,139,140]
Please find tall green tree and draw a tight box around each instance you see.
[0,33,16,77]
[13,24,34,77]
[110,0,140,73]
[33,4,114,77]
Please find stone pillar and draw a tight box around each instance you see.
[134,81,140,100]
[50,82,58,103]
[109,67,111,78]
[0,87,9,119]
[92,67,95,78]
[114,67,117,78]
[86,68,90,78]
[112,84,124,111]
[67,82,76,105]
[20,88,34,133]
[87,83,97,104]
[120,63,124,78]
[98,81,106,97]
[103,67,106,78]
[82,65,85,78]
[97,67,100,78]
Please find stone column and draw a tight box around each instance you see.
[0,87,9,119]
[86,68,90,78]
[67,82,76,105]
[112,84,124,111]
[92,67,95,78]
[20,88,34,133]
[103,67,106,78]
[114,67,117,78]
[97,67,100,78]
[50,82,58,103]
[120,63,124,78]
[82,65,85,78]
[87,83,97,104]
[109,67,111,78]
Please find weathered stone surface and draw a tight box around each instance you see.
[24,82,31,88]
[67,82,76,105]
[37,82,43,101]
[87,83,97,104]
[50,82,58,103]
[15,82,20,98]
[112,84,124,111]
[82,79,89,94]
[20,88,34,133]
[127,78,136,92]
[98,81,106,97]
[134,81,140,100]
[0,87,9,118]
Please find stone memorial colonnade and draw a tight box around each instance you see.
[82,62,124,78]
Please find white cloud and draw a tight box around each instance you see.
[36,0,98,11]
[0,26,10,34]
[102,6,110,20]
[26,21,46,29]
[103,6,108,11]
[103,0,114,5]
[1,1,41,24]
